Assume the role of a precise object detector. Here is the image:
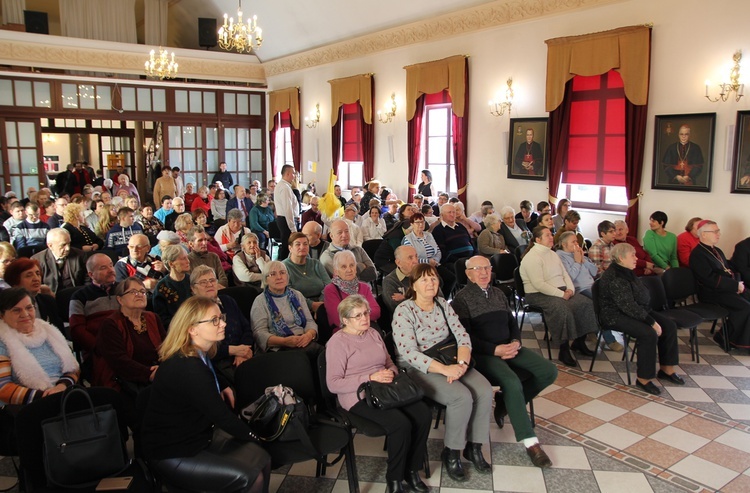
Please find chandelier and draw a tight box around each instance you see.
[218,0,263,54]
[145,48,178,80]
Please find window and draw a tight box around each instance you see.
[561,71,628,212]
[273,111,294,179]
[422,92,457,194]
[337,102,364,190]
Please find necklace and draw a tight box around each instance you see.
[699,243,733,275]
[130,313,148,334]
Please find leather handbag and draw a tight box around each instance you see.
[423,302,475,368]
[241,385,310,442]
[357,370,424,410]
[41,386,128,488]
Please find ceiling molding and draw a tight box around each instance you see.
[263,0,624,77]
[0,31,266,84]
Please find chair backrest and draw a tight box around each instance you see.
[490,253,518,282]
[316,351,339,415]
[14,387,129,490]
[56,285,82,332]
[513,267,526,298]
[591,279,602,320]
[220,285,262,311]
[17,245,45,258]
[639,275,668,311]
[361,239,383,262]
[661,267,697,304]
[514,245,525,262]
[454,258,469,287]
[97,248,122,265]
[267,220,281,241]
[234,351,315,411]
[376,294,392,334]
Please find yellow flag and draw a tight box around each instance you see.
[320,169,344,218]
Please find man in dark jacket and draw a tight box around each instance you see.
[32,228,88,295]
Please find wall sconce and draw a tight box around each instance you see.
[377,93,397,124]
[705,50,744,103]
[304,104,320,128]
[489,78,514,117]
[43,134,55,144]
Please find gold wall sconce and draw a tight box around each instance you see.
[305,104,321,128]
[489,78,514,117]
[377,93,397,124]
[705,50,744,102]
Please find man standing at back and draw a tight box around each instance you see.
[211,162,234,191]
[274,165,300,260]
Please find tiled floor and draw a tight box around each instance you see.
[1,316,749,492]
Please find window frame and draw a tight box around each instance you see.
[422,102,457,194]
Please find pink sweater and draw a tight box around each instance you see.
[323,282,381,332]
[325,328,397,410]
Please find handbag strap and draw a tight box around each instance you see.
[356,382,376,408]
[435,300,451,329]
[60,386,99,438]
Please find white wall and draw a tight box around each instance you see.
[267,0,750,252]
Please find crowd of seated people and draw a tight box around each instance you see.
[3,169,750,491]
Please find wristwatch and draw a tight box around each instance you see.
[458,360,469,366]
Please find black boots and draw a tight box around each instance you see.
[558,342,577,367]
[571,336,596,357]
[441,447,467,481]
[404,471,428,492]
[463,442,492,473]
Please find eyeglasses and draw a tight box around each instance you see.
[466,265,492,272]
[128,244,149,249]
[704,229,721,234]
[195,313,227,327]
[195,278,218,287]
[10,305,35,315]
[346,310,371,321]
[123,289,148,296]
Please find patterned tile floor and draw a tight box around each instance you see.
[1,315,749,492]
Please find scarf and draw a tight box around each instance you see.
[264,287,306,337]
[0,319,79,390]
[332,276,360,296]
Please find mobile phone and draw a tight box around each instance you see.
[95,476,133,491]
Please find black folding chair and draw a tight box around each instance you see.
[662,268,730,352]
[267,221,282,259]
[640,276,704,363]
[589,280,634,385]
[234,351,360,493]
[490,253,518,312]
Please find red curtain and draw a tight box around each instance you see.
[361,78,375,182]
[290,91,302,174]
[269,112,279,177]
[547,80,574,212]
[624,100,648,236]
[331,106,343,176]
[452,61,469,204]
[407,95,425,202]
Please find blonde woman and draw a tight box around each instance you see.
[62,202,103,252]
[141,296,271,493]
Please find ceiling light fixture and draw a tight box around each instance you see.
[218,0,263,54]
[145,48,178,80]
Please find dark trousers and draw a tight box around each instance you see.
[151,429,270,493]
[348,400,431,481]
[275,216,292,260]
[474,348,558,442]
[610,311,678,380]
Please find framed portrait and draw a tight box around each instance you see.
[69,133,91,164]
[507,117,548,181]
[731,110,750,194]
[652,113,716,192]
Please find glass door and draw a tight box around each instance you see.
[2,119,43,195]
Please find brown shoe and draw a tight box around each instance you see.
[526,444,552,468]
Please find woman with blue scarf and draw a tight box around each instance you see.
[250,260,322,361]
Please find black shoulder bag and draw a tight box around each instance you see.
[356,369,424,410]
[422,301,474,368]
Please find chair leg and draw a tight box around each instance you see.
[623,335,632,386]
[722,317,731,353]
[529,399,536,428]
[345,438,360,493]
[434,407,442,430]
[542,316,552,360]
[588,331,604,372]
[423,451,432,478]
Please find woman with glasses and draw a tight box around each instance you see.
[0,287,79,405]
[327,295,431,493]
[392,264,492,482]
[0,242,16,289]
[323,250,380,333]
[190,265,253,382]
[142,296,271,493]
[233,233,270,287]
[154,244,193,328]
[402,213,456,296]
[96,277,165,406]
[283,233,331,315]
[250,260,321,358]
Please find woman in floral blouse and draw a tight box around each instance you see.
[392,264,492,483]
[153,244,192,328]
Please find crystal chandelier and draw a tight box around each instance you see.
[145,48,178,80]
[218,0,263,54]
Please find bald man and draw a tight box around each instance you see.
[320,219,376,282]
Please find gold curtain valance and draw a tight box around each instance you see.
[404,55,467,121]
[328,74,373,125]
[545,25,651,112]
[268,87,300,131]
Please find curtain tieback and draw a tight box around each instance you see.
[627,192,643,208]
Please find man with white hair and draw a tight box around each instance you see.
[430,203,475,264]
[115,233,166,290]
[499,206,531,253]
[32,228,88,295]
[342,204,364,248]
[320,219,376,282]
[302,221,329,261]
[382,245,427,314]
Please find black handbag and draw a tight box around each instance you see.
[41,386,128,488]
[423,302,475,368]
[357,370,424,410]
[241,385,310,442]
